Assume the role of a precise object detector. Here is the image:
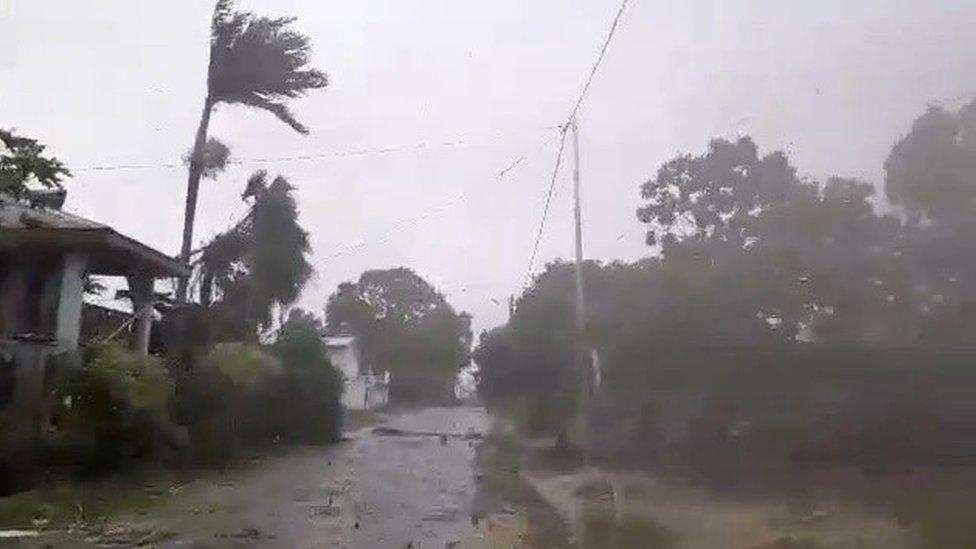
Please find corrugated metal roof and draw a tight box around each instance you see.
[0,202,106,230]
[0,201,189,277]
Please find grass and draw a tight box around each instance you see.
[580,504,676,549]
[475,430,575,547]
[0,469,182,532]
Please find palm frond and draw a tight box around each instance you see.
[208,4,328,133]
[242,169,269,199]
[184,137,231,180]
[239,95,309,134]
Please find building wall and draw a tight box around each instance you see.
[342,377,368,410]
[324,337,388,410]
[367,381,389,408]
[341,375,389,410]
[325,344,359,380]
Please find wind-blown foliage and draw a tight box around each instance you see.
[884,99,976,343]
[178,0,327,301]
[183,137,231,181]
[268,312,342,443]
[637,136,911,344]
[198,170,312,336]
[0,129,70,200]
[208,0,328,134]
[477,100,976,489]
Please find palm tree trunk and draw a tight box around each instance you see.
[176,97,215,304]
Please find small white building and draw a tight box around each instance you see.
[322,335,389,410]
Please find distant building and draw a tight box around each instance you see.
[322,334,389,410]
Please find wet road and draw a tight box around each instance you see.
[157,406,491,548]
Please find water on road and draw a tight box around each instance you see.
[151,406,492,548]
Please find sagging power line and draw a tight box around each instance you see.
[522,0,630,286]
[68,128,553,174]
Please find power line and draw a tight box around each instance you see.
[522,0,630,287]
[312,129,562,266]
[566,0,629,125]
[316,192,469,263]
[524,126,569,288]
[67,129,549,174]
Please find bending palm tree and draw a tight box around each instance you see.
[177,0,327,303]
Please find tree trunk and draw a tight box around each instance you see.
[199,271,214,307]
[176,97,215,304]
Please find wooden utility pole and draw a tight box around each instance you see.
[570,116,600,459]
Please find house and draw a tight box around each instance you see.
[0,201,188,420]
[322,334,389,410]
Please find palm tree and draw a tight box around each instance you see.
[197,170,312,337]
[177,0,327,303]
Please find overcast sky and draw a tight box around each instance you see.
[2,0,975,334]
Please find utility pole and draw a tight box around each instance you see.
[570,116,600,460]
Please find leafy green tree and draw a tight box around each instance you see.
[474,262,583,432]
[885,101,976,225]
[326,268,471,402]
[198,170,312,338]
[884,98,976,344]
[268,311,342,443]
[0,129,70,201]
[637,137,911,345]
[479,134,925,435]
[178,0,328,302]
[281,307,324,335]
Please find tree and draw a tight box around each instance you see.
[884,98,976,343]
[183,137,231,182]
[326,268,472,402]
[279,307,324,338]
[269,309,342,443]
[885,101,976,225]
[177,0,328,302]
[198,170,312,338]
[474,262,585,433]
[636,137,911,345]
[0,129,70,202]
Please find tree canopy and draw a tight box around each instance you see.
[198,170,312,338]
[476,98,976,437]
[0,129,70,201]
[208,0,328,134]
[326,268,471,402]
[178,0,328,302]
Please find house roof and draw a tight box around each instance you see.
[0,202,189,278]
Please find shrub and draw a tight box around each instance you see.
[179,332,342,464]
[51,343,175,476]
[177,343,278,464]
[269,321,343,444]
[207,342,280,388]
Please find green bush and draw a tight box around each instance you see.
[176,329,342,465]
[51,343,175,476]
[269,321,343,444]
[207,342,279,388]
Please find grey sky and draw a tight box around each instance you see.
[2,0,975,334]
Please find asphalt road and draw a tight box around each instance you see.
[151,406,491,548]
